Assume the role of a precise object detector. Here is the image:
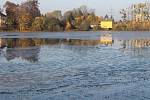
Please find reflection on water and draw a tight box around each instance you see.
[1,34,150,62]
[1,32,150,100]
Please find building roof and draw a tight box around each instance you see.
[0,12,6,17]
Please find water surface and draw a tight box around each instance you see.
[0,31,150,100]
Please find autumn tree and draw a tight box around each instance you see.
[65,22,72,31]
[79,5,89,16]
[4,0,41,31]
[21,0,41,18]
[44,17,64,32]
[46,10,62,20]
[44,11,64,31]
[32,16,46,31]
[62,5,97,31]
[63,11,74,23]
[4,1,19,30]
[72,8,83,18]
[18,0,41,31]
[79,20,90,31]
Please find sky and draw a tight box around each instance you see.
[0,0,148,20]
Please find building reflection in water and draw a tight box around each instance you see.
[1,35,150,62]
[100,33,113,46]
[117,39,150,57]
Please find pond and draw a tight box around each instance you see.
[0,31,150,100]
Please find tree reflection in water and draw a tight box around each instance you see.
[1,37,150,62]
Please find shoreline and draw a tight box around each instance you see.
[1,30,150,33]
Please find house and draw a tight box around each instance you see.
[100,15,113,30]
[100,20,113,29]
[135,13,145,22]
[0,12,6,29]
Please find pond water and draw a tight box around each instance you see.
[0,31,150,100]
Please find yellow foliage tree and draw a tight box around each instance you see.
[65,22,72,31]
[19,13,32,31]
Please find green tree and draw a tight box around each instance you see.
[45,17,64,31]
[79,20,90,31]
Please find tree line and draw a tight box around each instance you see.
[2,0,101,32]
[114,2,150,31]
[3,0,150,31]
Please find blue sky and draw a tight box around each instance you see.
[1,0,147,20]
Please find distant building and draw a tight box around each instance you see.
[100,20,113,29]
[100,14,113,29]
[135,14,145,22]
[130,2,150,22]
[0,12,6,29]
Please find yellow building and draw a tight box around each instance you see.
[100,20,113,29]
